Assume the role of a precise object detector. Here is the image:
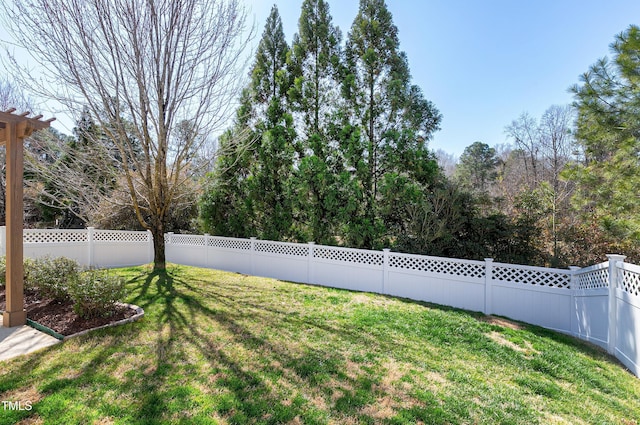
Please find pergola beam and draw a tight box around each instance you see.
[1,109,54,327]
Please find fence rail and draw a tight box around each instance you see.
[2,227,638,378]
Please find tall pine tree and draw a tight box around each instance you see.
[567,25,640,242]
[288,0,345,244]
[201,5,295,240]
[342,0,441,248]
[248,5,296,240]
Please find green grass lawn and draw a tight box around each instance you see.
[1,264,639,424]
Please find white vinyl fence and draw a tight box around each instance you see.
[0,226,153,268]
[2,227,638,377]
[166,233,640,377]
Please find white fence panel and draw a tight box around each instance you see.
[616,263,640,376]
[253,240,310,283]
[0,227,151,268]
[492,285,573,333]
[386,253,485,311]
[206,237,253,275]
[92,229,152,268]
[572,262,609,348]
[490,263,573,333]
[21,229,89,264]
[310,245,384,293]
[165,234,207,267]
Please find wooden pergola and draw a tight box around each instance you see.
[1,108,54,327]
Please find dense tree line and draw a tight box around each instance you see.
[202,8,640,267]
[201,0,445,251]
[200,0,546,264]
[5,1,639,268]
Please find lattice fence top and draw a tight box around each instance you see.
[208,237,251,251]
[170,234,206,246]
[24,230,88,244]
[620,264,640,296]
[255,241,309,257]
[313,246,384,266]
[94,230,149,243]
[389,253,485,278]
[574,268,609,290]
[492,265,571,289]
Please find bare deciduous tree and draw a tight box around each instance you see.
[4,0,253,269]
[503,105,576,264]
[505,112,541,187]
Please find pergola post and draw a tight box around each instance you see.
[1,109,54,327]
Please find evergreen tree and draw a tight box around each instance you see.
[288,0,345,244]
[567,24,640,242]
[455,141,500,197]
[200,5,295,240]
[199,125,256,237]
[342,0,441,248]
[248,5,296,240]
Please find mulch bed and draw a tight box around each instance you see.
[0,288,137,336]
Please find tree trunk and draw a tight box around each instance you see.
[152,225,166,270]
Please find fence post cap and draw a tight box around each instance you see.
[383,248,390,252]
[606,254,626,262]
[484,258,494,262]
[308,241,315,245]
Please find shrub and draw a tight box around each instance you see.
[23,258,37,291]
[68,269,126,318]
[28,256,80,301]
[1,256,38,290]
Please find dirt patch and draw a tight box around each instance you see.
[477,315,525,330]
[0,288,137,336]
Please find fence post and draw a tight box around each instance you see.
[250,237,256,276]
[569,266,581,337]
[87,227,95,268]
[607,254,626,355]
[307,242,315,284]
[484,258,494,315]
[382,249,390,295]
[147,230,153,264]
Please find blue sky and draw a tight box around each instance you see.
[2,1,639,157]
[247,0,640,156]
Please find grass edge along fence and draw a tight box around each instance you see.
[1,226,638,377]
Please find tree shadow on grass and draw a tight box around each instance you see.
[126,267,418,423]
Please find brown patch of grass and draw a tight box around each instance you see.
[1,386,43,406]
[360,399,395,420]
[93,418,116,425]
[15,417,44,425]
[478,315,525,330]
[543,412,587,425]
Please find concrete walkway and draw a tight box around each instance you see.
[0,317,60,361]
